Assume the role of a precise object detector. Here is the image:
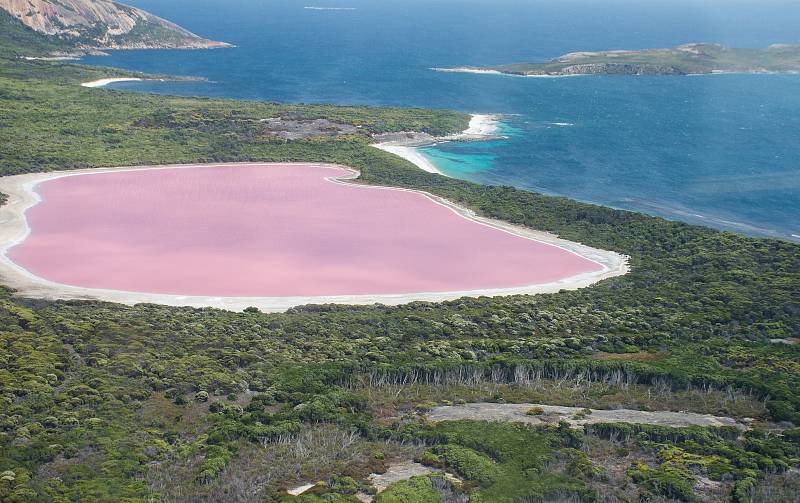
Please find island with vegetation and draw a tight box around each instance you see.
[434,43,800,76]
[1,10,799,503]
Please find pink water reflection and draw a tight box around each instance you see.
[10,164,601,297]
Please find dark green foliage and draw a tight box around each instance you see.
[628,461,697,502]
[196,445,234,483]
[429,444,499,485]
[590,423,799,501]
[0,10,62,57]
[402,421,594,502]
[376,475,441,503]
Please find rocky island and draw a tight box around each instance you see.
[434,43,800,76]
[0,0,229,52]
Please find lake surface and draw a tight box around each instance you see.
[11,164,600,296]
[82,0,800,241]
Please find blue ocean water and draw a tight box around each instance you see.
[83,0,800,240]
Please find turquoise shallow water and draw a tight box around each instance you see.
[83,0,800,241]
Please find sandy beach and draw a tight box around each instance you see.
[23,55,81,61]
[372,144,442,174]
[431,67,507,76]
[81,77,144,88]
[371,113,501,175]
[0,163,627,312]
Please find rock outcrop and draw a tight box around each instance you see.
[0,0,229,49]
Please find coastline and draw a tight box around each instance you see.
[0,162,628,312]
[371,113,502,176]
[432,67,800,78]
[77,75,496,177]
[372,144,442,174]
[431,67,507,76]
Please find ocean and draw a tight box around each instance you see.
[81,0,800,241]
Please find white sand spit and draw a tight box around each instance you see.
[81,77,143,88]
[371,144,442,174]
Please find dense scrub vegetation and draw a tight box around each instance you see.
[0,31,799,501]
[0,10,62,58]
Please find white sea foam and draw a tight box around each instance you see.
[548,122,575,127]
[464,114,501,136]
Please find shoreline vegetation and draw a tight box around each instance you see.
[433,43,800,77]
[0,13,799,502]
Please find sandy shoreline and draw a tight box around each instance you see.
[371,114,502,175]
[81,77,144,88]
[0,162,627,312]
[371,144,442,174]
[431,67,507,76]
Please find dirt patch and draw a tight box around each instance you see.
[770,338,799,345]
[369,460,437,493]
[357,461,461,502]
[426,403,748,429]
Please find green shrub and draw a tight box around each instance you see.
[430,444,499,486]
[628,461,696,502]
[376,475,440,503]
[526,407,545,416]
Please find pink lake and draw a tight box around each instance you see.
[9,164,602,297]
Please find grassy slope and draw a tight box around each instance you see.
[0,30,799,502]
[0,9,63,58]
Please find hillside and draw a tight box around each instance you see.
[435,43,800,76]
[0,0,229,51]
